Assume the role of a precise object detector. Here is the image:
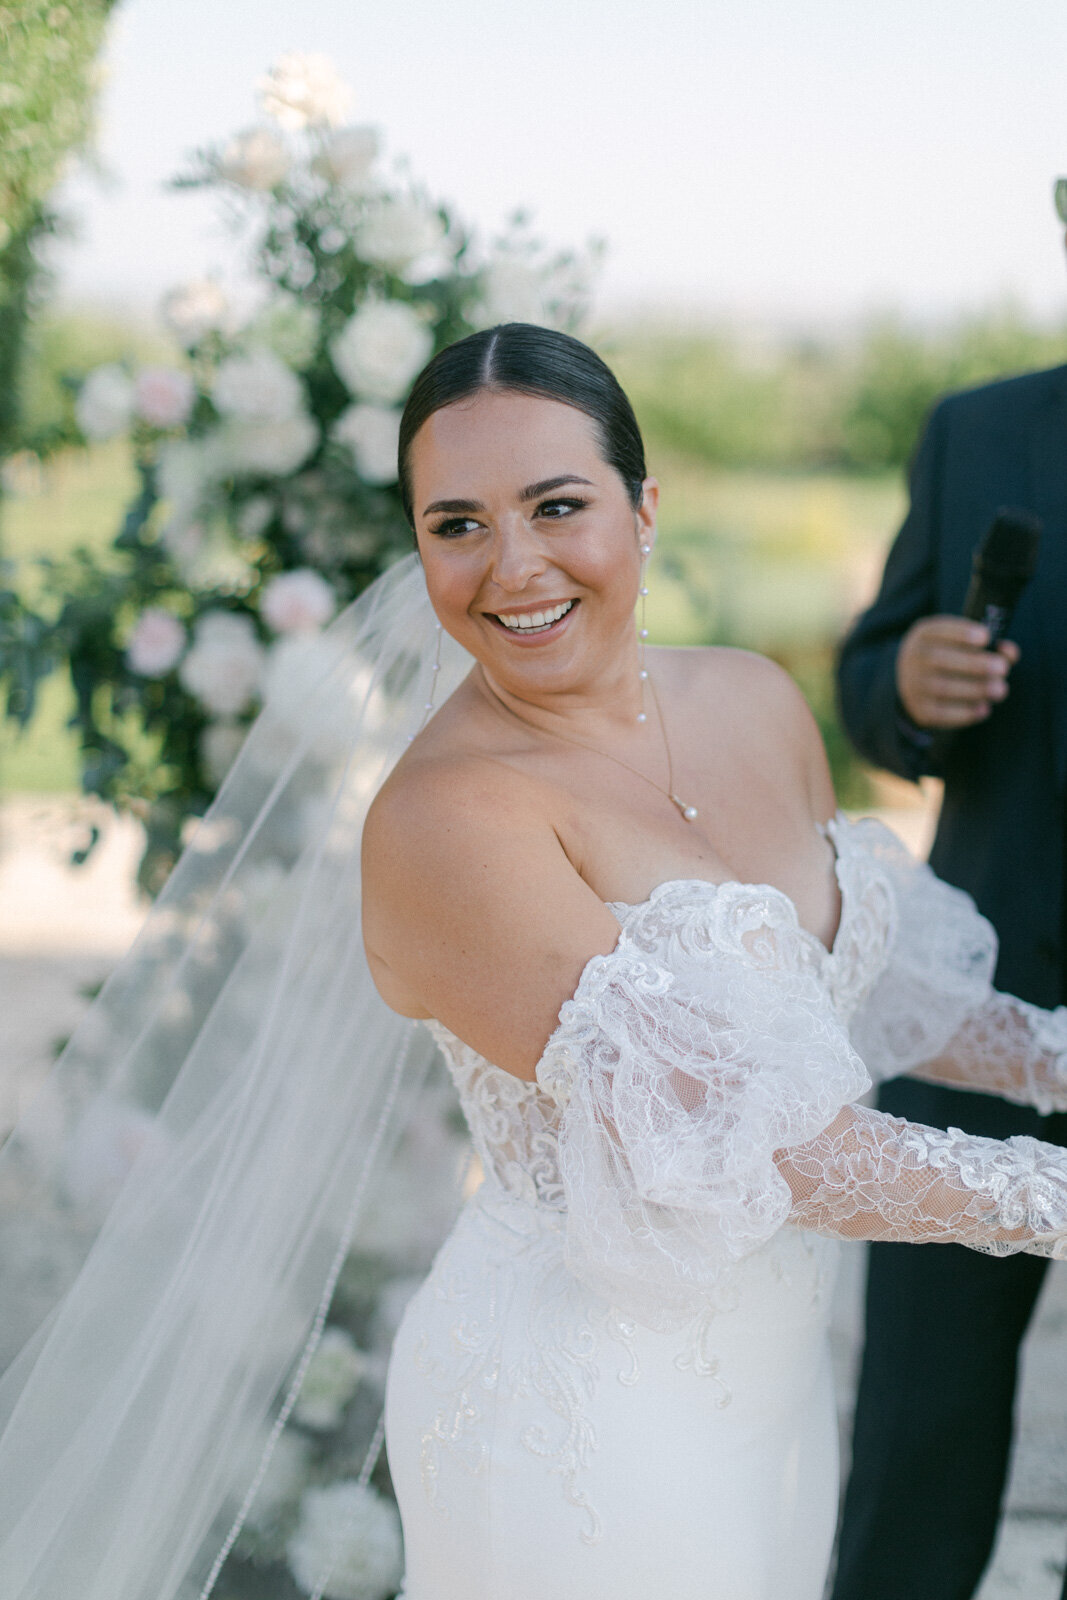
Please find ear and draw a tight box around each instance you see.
[636,477,659,551]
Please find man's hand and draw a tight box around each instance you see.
[896,616,1020,730]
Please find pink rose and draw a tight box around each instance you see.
[126,608,187,677]
[134,367,195,429]
[260,569,337,633]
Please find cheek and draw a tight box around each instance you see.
[418,544,483,623]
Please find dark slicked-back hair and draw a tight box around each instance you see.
[397,323,647,527]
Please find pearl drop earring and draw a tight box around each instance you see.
[636,543,651,725]
[408,622,444,743]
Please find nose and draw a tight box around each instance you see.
[487,515,548,593]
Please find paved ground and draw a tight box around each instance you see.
[2,795,1066,1597]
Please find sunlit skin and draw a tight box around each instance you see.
[362,390,841,1080]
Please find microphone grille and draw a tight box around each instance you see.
[978,508,1042,578]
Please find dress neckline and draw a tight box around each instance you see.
[604,813,847,960]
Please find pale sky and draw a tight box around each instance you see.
[54,0,1067,327]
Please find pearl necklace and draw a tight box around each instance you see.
[479,668,700,825]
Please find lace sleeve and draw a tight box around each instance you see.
[536,930,1067,1326]
[779,1102,1067,1256]
[536,937,872,1324]
[842,818,1067,1110]
[843,817,999,1078]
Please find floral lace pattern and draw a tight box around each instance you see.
[427,815,1067,1334]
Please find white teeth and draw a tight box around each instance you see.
[496,600,574,633]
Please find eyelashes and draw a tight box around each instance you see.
[428,498,590,539]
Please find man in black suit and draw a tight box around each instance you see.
[832,362,1067,1600]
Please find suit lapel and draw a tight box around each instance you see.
[1028,369,1067,789]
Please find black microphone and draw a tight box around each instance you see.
[961,508,1042,648]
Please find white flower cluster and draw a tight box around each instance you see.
[260,52,354,130]
[162,279,229,343]
[218,127,290,191]
[287,1481,403,1600]
[357,197,446,274]
[331,301,433,406]
[211,349,319,477]
[292,1326,368,1431]
[260,568,336,633]
[179,611,266,717]
[312,126,380,192]
[76,363,196,442]
[333,404,400,485]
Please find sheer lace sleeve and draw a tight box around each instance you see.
[536,936,871,1323]
[779,1102,1067,1256]
[536,916,1067,1326]
[842,817,1067,1111]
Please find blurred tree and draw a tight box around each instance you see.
[837,307,1067,470]
[0,0,120,463]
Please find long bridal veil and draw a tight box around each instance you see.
[0,554,472,1600]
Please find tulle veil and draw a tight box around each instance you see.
[0,553,473,1599]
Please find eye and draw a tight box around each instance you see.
[536,497,587,520]
[429,516,482,539]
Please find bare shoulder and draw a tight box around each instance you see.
[362,746,620,1077]
[669,644,815,735]
[664,644,835,815]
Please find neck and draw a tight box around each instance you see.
[474,640,647,737]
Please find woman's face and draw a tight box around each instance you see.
[409,389,658,706]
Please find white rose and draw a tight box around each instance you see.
[161,279,229,343]
[200,718,247,785]
[292,1327,368,1431]
[75,364,134,441]
[219,414,319,477]
[331,301,432,404]
[126,607,187,677]
[356,197,444,272]
[477,258,548,327]
[234,1428,312,1563]
[333,403,400,485]
[312,126,379,191]
[133,366,195,429]
[260,52,353,131]
[213,348,305,423]
[179,610,265,716]
[245,295,319,369]
[287,1482,402,1600]
[261,568,336,634]
[217,126,290,191]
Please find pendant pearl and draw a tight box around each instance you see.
[683,805,699,822]
[636,711,647,724]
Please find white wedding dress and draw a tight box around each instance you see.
[385,816,1067,1600]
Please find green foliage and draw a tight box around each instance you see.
[0,0,119,461]
[609,304,1067,474]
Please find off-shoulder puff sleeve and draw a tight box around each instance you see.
[840,818,999,1080]
[839,817,1067,1110]
[535,894,870,1324]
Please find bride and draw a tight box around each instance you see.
[366,323,1067,1600]
[2,321,1067,1600]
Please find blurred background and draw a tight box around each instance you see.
[4,3,1067,1595]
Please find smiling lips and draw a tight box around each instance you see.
[489,598,576,637]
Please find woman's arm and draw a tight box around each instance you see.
[777,1101,1067,1254]
[361,751,621,1080]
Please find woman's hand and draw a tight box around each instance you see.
[896,616,1019,730]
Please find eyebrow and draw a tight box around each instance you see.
[421,475,595,519]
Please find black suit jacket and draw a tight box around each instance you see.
[837,364,1067,1009]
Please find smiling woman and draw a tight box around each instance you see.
[356,326,1067,1600]
[9,327,1067,1600]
